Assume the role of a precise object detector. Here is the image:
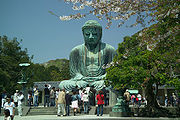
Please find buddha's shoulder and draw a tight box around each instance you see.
[102,43,115,51]
[70,44,84,52]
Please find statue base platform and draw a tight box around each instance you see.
[109,111,129,117]
[109,95,132,117]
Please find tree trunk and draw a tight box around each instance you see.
[145,83,159,109]
[139,83,171,117]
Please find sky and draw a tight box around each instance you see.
[0,0,147,64]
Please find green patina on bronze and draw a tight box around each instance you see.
[82,20,102,30]
[110,90,131,116]
[82,20,102,41]
[59,20,116,90]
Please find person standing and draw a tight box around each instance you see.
[72,85,79,94]
[131,94,136,106]
[44,84,50,107]
[90,85,96,106]
[0,91,2,114]
[137,93,142,107]
[13,90,19,107]
[55,88,60,107]
[28,91,33,107]
[178,96,180,108]
[33,85,39,107]
[4,97,15,120]
[1,91,7,108]
[50,87,55,106]
[124,89,130,105]
[82,90,89,114]
[4,109,10,120]
[96,91,104,116]
[79,87,83,100]
[71,91,79,116]
[172,93,177,106]
[165,96,168,107]
[57,89,66,116]
[65,91,72,116]
[17,92,24,116]
[102,86,108,106]
[85,84,91,96]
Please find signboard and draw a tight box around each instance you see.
[128,90,138,94]
[19,63,30,67]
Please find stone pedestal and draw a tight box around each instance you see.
[164,87,167,96]
[42,90,44,105]
[110,91,132,117]
[22,83,28,106]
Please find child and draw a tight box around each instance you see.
[4,109,10,120]
[4,97,15,120]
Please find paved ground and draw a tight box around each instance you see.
[0,114,180,120]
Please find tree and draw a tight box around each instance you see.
[44,59,71,80]
[25,63,51,88]
[0,36,71,94]
[25,59,71,88]
[106,15,180,116]
[0,36,31,94]
[50,0,178,29]
[47,65,63,81]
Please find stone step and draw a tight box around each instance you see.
[29,110,57,113]
[28,106,112,116]
[30,107,57,109]
[30,110,57,113]
[28,112,57,115]
[30,108,57,111]
[28,107,57,115]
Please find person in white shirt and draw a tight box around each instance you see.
[55,89,59,107]
[17,92,24,116]
[82,90,89,114]
[85,84,91,96]
[13,90,19,107]
[79,87,83,100]
[33,85,39,107]
[50,87,56,106]
[1,91,7,108]
[4,97,15,120]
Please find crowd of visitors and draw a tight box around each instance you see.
[46,84,108,117]
[124,90,147,107]
[1,90,24,120]
[164,93,179,107]
[18,84,108,117]
[124,89,180,108]
[1,85,179,119]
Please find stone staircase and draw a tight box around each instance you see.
[27,107,57,115]
[27,106,112,116]
[89,106,112,115]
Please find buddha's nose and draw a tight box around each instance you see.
[89,33,94,39]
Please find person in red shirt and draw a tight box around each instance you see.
[96,90,104,116]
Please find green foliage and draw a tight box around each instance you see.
[22,59,71,88]
[44,59,71,80]
[0,36,70,95]
[25,63,50,88]
[106,14,180,95]
[0,36,31,94]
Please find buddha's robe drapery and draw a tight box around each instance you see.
[59,42,116,90]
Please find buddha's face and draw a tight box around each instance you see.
[83,28,101,45]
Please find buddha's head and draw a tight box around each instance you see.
[82,20,102,46]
